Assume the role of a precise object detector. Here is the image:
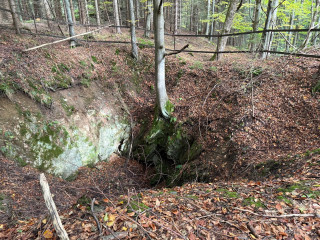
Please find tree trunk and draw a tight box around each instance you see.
[205,0,211,35]
[174,0,178,34]
[8,0,21,34]
[260,0,279,59]
[301,0,320,49]
[64,0,76,47]
[136,0,140,27]
[209,0,216,41]
[94,0,101,25]
[113,0,121,33]
[153,0,169,118]
[214,0,240,60]
[55,0,63,21]
[250,0,261,51]
[286,0,296,52]
[144,0,152,37]
[84,0,90,26]
[129,0,138,59]
[69,0,75,22]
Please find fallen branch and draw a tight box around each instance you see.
[39,173,69,240]
[23,25,111,52]
[234,207,320,218]
[101,227,127,240]
[90,198,102,235]
[165,44,189,56]
[247,222,259,239]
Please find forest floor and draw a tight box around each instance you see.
[0,25,320,239]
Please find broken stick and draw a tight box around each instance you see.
[39,173,69,240]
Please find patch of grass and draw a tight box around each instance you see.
[127,200,150,213]
[91,55,98,63]
[216,188,239,198]
[277,182,320,199]
[242,197,266,208]
[210,66,217,72]
[137,38,154,49]
[277,196,293,205]
[185,195,198,200]
[189,61,203,70]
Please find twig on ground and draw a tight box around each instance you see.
[234,207,319,218]
[101,224,122,240]
[90,198,102,235]
[247,222,259,239]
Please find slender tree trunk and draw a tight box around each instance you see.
[286,2,296,51]
[84,0,90,26]
[144,0,152,37]
[250,0,261,51]
[113,0,121,33]
[94,0,101,25]
[8,0,21,34]
[136,0,140,27]
[129,0,138,59]
[213,0,240,60]
[64,0,76,47]
[153,0,169,118]
[174,0,178,34]
[260,0,279,59]
[209,0,216,41]
[205,0,211,35]
[301,0,320,49]
[55,0,63,21]
[69,0,75,22]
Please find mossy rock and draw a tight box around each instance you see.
[133,108,202,186]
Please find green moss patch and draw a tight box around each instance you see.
[216,188,239,198]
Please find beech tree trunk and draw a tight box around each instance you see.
[174,0,178,34]
[214,0,240,60]
[129,0,138,59]
[301,0,320,49]
[153,0,169,118]
[144,0,152,37]
[113,0,121,33]
[205,0,211,35]
[209,0,216,41]
[69,0,75,22]
[260,0,279,59]
[94,0,101,25]
[8,0,21,34]
[55,0,63,21]
[250,0,261,51]
[136,0,140,27]
[286,0,296,52]
[64,0,75,47]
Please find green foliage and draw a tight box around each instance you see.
[312,80,320,94]
[242,197,266,208]
[216,188,239,198]
[189,61,203,70]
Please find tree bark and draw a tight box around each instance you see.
[113,0,121,33]
[64,0,76,47]
[144,0,152,37]
[136,0,140,27]
[153,0,169,118]
[205,0,211,35]
[129,0,138,59]
[39,174,69,240]
[214,0,240,60]
[69,0,75,23]
[250,0,261,51]
[94,0,101,25]
[286,0,296,52]
[301,0,320,49]
[8,0,21,34]
[209,0,216,41]
[260,0,279,59]
[55,0,63,21]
